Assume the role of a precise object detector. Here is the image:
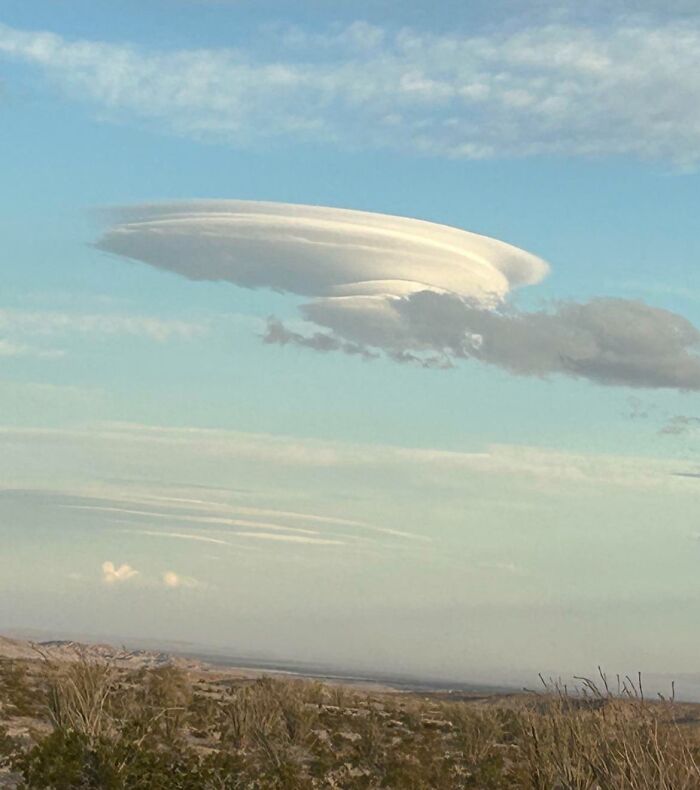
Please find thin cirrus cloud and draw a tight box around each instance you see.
[68,504,332,537]
[0,422,696,489]
[0,310,204,362]
[97,200,700,390]
[0,309,205,342]
[0,481,424,562]
[68,500,422,544]
[0,339,64,359]
[122,529,231,546]
[2,19,700,165]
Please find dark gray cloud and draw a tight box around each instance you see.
[625,396,652,421]
[659,415,700,436]
[263,318,377,359]
[300,292,700,389]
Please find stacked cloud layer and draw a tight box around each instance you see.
[97,201,700,389]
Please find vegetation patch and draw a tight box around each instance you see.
[1,656,700,788]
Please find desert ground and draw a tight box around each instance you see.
[2,634,700,788]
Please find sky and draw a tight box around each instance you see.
[2,0,700,689]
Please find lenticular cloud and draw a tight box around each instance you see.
[97,200,700,390]
[97,200,548,303]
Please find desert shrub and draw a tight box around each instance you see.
[509,674,700,789]
[215,678,320,787]
[0,660,41,718]
[0,723,21,767]
[13,730,117,789]
[115,665,193,750]
[43,655,116,744]
[5,658,700,789]
[13,730,239,790]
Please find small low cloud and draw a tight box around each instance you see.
[162,571,198,589]
[101,560,138,584]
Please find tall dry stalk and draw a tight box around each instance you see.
[39,650,116,744]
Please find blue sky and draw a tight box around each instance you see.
[2,0,700,687]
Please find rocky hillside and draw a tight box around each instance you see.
[0,635,201,672]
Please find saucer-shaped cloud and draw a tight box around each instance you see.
[97,201,700,390]
[97,201,549,306]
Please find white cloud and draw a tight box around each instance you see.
[139,495,372,529]
[1,19,700,165]
[68,504,326,536]
[0,339,64,359]
[124,529,230,546]
[0,422,690,491]
[98,201,547,306]
[75,491,427,542]
[162,570,198,589]
[101,560,138,584]
[232,531,345,545]
[98,200,700,390]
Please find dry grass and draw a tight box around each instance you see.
[1,656,700,788]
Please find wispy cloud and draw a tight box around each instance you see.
[0,422,692,491]
[85,490,425,541]
[121,529,230,546]
[1,19,700,165]
[0,339,64,359]
[75,502,427,545]
[137,496,373,529]
[0,309,205,342]
[659,415,700,436]
[263,318,378,360]
[67,504,326,536]
[232,531,345,545]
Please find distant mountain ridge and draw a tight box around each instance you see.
[0,634,202,671]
